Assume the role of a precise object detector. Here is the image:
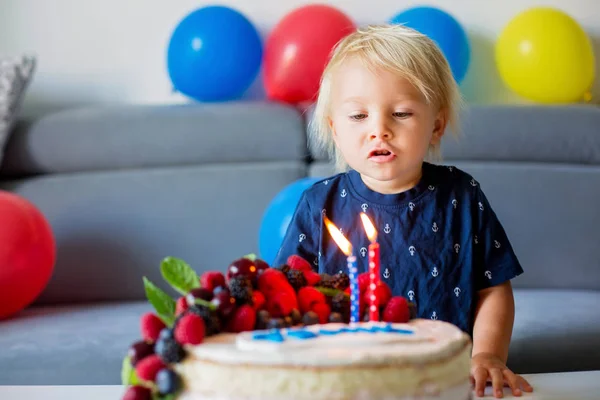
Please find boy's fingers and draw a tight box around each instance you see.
[472,367,488,397]
[490,368,505,398]
[503,369,522,397]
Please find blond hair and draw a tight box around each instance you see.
[309,24,464,172]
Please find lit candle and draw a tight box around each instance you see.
[323,215,360,324]
[360,212,380,322]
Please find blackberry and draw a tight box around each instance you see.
[330,272,350,290]
[290,309,302,325]
[267,318,286,329]
[331,293,350,322]
[303,311,320,326]
[275,264,290,275]
[156,368,181,395]
[284,316,294,327]
[255,310,271,330]
[188,305,221,336]
[155,336,185,364]
[228,276,254,306]
[317,274,335,289]
[285,269,307,291]
[329,312,344,323]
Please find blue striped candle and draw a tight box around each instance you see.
[347,255,359,323]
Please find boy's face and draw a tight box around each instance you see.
[328,57,446,193]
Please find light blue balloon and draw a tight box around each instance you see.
[259,177,323,265]
[167,6,263,102]
[390,6,470,84]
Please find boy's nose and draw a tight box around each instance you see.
[369,126,392,141]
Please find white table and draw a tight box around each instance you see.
[0,371,598,399]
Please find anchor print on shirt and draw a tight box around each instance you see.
[454,244,460,254]
[407,290,415,301]
[452,199,458,209]
[431,267,439,277]
[360,247,368,258]
[361,203,368,212]
[474,235,479,245]
[383,224,391,234]
[428,185,435,191]
[431,311,438,320]
[470,179,478,187]
[454,287,461,297]
[299,233,306,243]
[323,180,329,185]
[340,189,347,198]
[383,268,391,279]
[478,202,484,211]
[432,222,439,233]
[448,166,454,172]
[408,202,415,211]
[494,240,501,249]
[408,246,416,256]
[485,270,492,280]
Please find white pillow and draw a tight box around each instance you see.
[0,55,36,166]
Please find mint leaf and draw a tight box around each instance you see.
[194,297,217,311]
[160,256,200,295]
[243,253,257,261]
[153,394,177,400]
[121,356,140,386]
[143,277,176,326]
[316,287,349,298]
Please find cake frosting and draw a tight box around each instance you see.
[120,254,473,400]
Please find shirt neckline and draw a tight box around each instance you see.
[346,162,436,206]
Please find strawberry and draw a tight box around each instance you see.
[303,270,321,286]
[200,271,226,292]
[135,354,166,382]
[298,287,326,314]
[252,290,266,311]
[140,313,166,343]
[383,296,410,323]
[287,255,312,272]
[174,313,205,345]
[266,291,296,318]
[312,303,331,324]
[175,297,188,315]
[122,385,152,400]
[227,304,256,333]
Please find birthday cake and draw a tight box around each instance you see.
[120,254,472,400]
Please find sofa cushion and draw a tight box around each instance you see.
[0,301,150,385]
[1,101,307,176]
[509,289,600,374]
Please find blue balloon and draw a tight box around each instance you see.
[390,7,470,84]
[259,177,323,266]
[167,6,263,102]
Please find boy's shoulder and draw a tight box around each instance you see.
[302,171,349,198]
[427,162,482,193]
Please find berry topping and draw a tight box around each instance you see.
[290,308,302,325]
[329,312,344,323]
[122,385,152,400]
[252,290,266,311]
[186,287,214,304]
[210,289,236,319]
[331,292,350,323]
[287,254,312,272]
[358,272,370,292]
[285,269,307,291]
[154,335,185,364]
[365,281,392,307]
[227,257,258,283]
[330,272,350,290]
[199,271,226,292]
[274,264,290,275]
[312,302,331,324]
[267,318,286,329]
[383,296,411,323]
[128,340,155,366]
[298,286,326,314]
[255,309,271,330]
[175,297,188,315]
[227,304,257,333]
[254,258,270,277]
[135,354,166,382]
[140,313,166,343]
[188,305,222,336]
[156,368,181,395]
[302,311,320,326]
[266,291,296,318]
[174,313,206,345]
[228,276,254,305]
[257,268,289,298]
[303,270,322,286]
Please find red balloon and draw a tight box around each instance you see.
[0,191,55,320]
[264,5,356,104]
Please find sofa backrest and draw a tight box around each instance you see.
[309,105,600,291]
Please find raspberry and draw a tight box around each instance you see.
[287,255,313,272]
[140,313,166,343]
[228,276,254,305]
[298,287,326,314]
[358,272,370,293]
[312,302,331,324]
[383,296,410,323]
[122,385,152,400]
[303,270,321,286]
[174,313,205,345]
[286,269,307,291]
[175,297,188,315]
[365,281,392,307]
[252,291,266,311]
[188,305,221,336]
[266,291,297,318]
[257,268,288,298]
[200,271,226,292]
[227,304,256,333]
[135,354,166,382]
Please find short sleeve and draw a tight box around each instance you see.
[472,184,524,290]
[271,192,320,270]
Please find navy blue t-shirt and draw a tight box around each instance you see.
[273,162,524,335]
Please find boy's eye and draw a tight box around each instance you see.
[349,113,367,121]
[393,112,412,118]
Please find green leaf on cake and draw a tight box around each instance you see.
[153,394,177,400]
[160,256,200,295]
[143,277,176,326]
[194,297,217,311]
[243,253,257,261]
[316,287,350,298]
[121,356,140,386]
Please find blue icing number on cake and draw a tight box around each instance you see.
[251,323,413,342]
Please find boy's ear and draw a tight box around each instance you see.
[430,109,448,146]
[328,117,336,137]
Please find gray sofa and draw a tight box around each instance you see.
[0,102,599,385]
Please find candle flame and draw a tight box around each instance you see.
[360,212,378,242]
[323,215,352,256]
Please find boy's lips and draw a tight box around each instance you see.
[368,147,396,163]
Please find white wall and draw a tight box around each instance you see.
[1,0,599,117]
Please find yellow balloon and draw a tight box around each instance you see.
[496,7,595,103]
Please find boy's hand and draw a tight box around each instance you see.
[471,352,533,398]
